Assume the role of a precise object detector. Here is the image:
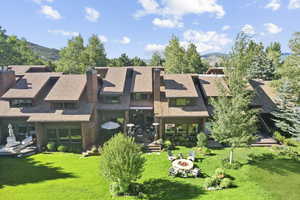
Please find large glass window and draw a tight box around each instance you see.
[10,99,33,107]
[133,93,150,101]
[164,123,200,146]
[47,127,81,144]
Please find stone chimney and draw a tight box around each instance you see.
[0,67,16,97]
[86,68,98,103]
[153,68,161,102]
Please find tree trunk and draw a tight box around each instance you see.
[229,148,234,164]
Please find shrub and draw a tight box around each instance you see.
[214,168,225,179]
[100,133,146,195]
[47,142,56,152]
[221,158,242,169]
[163,140,173,150]
[197,147,212,156]
[274,131,285,144]
[203,177,217,190]
[220,178,232,189]
[57,145,68,152]
[197,132,208,148]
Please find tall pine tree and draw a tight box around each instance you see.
[164,36,185,74]
[84,34,107,67]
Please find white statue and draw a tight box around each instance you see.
[6,124,19,148]
[8,124,15,138]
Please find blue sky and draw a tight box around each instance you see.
[0,0,299,58]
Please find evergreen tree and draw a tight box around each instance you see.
[276,32,300,102]
[131,56,146,66]
[85,34,107,67]
[211,33,258,164]
[272,81,300,137]
[247,51,275,80]
[149,52,164,66]
[56,35,87,73]
[184,43,207,73]
[164,36,186,74]
[266,42,282,73]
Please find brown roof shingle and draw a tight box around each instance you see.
[164,74,198,98]
[2,73,61,99]
[101,68,127,94]
[131,67,153,93]
[45,75,86,101]
[198,75,228,97]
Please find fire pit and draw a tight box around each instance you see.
[172,159,193,171]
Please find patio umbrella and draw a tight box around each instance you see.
[101,121,120,130]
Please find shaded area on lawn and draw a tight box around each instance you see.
[142,178,204,200]
[247,153,300,176]
[0,156,76,188]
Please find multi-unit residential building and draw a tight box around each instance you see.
[0,65,277,151]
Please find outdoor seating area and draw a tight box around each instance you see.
[168,150,201,178]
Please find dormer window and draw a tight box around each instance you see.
[169,98,193,107]
[10,99,33,107]
[102,96,120,104]
[52,102,77,110]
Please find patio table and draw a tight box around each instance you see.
[172,159,194,171]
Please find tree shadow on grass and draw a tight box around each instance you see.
[0,156,76,188]
[247,154,300,176]
[142,178,205,200]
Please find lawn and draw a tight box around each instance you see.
[0,147,300,200]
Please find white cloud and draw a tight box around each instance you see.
[264,23,282,34]
[241,24,255,35]
[183,29,231,53]
[120,36,131,44]
[33,0,54,4]
[135,0,225,19]
[222,25,230,31]
[152,18,183,28]
[98,35,108,43]
[85,7,100,22]
[289,0,300,9]
[145,44,166,52]
[40,5,61,20]
[265,0,281,11]
[48,30,79,37]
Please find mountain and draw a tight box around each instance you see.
[201,52,228,58]
[201,52,227,66]
[27,42,60,61]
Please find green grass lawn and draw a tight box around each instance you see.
[0,147,300,200]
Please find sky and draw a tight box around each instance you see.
[0,0,300,58]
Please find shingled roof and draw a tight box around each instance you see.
[101,67,127,94]
[198,75,228,97]
[45,75,86,101]
[2,73,61,99]
[164,74,198,98]
[131,67,153,93]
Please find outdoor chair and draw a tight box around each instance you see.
[190,168,201,178]
[187,151,196,162]
[168,167,178,177]
[167,150,176,161]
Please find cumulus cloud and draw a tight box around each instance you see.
[222,25,230,31]
[98,35,108,43]
[48,30,79,37]
[152,18,183,28]
[265,0,281,11]
[145,44,166,52]
[136,0,225,18]
[135,0,225,28]
[85,7,100,22]
[289,0,300,9]
[120,36,131,44]
[40,5,61,20]
[183,29,231,53]
[241,24,255,35]
[33,0,54,4]
[264,23,282,34]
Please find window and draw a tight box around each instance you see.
[10,99,33,107]
[47,127,82,144]
[103,96,120,104]
[134,93,150,101]
[169,98,192,107]
[53,102,77,110]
